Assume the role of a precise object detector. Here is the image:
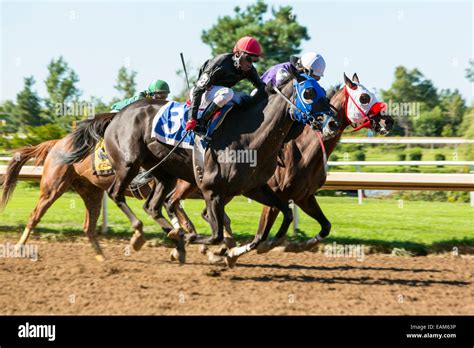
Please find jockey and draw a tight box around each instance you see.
[185,36,265,136]
[261,52,326,87]
[111,79,170,112]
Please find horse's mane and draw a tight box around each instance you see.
[327,84,342,100]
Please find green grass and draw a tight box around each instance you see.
[1,183,472,255]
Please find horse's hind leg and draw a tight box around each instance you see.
[108,165,146,251]
[17,164,72,248]
[143,176,186,264]
[164,180,199,239]
[73,180,106,261]
[142,179,174,234]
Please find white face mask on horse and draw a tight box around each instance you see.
[343,77,386,132]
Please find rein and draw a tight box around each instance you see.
[273,84,329,177]
[133,130,190,185]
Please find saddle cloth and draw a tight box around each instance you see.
[92,139,114,176]
[151,101,233,149]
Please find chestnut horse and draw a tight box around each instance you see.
[0,128,173,261]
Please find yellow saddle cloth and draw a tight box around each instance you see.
[92,139,114,176]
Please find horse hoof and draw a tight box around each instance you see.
[224,248,238,268]
[301,239,319,252]
[225,255,238,268]
[199,245,209,255]
[281,242,302,253]
[256,241,272,254]
[130,233,146,251]
[213,246,229,257]
[170,249,186,264]
[95,254,106,262]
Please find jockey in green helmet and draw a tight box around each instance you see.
[111,80,170,111]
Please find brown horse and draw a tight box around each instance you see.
[158,73,394,261]
[0,128,175,261]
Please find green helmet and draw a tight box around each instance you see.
[148,80,170,94]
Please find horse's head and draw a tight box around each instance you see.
[343,73,394,135]
[289,73,336,135]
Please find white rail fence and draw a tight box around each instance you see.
[1,137,473,232]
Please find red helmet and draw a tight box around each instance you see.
[233,36,262,57]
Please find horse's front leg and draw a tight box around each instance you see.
[281,194,330,253]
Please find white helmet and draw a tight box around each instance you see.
[299,52,326,77]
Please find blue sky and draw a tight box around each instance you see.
[1,0,473,104]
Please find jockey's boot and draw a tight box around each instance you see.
[194,102,221,137]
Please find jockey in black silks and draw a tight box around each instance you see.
[185,36,266,136]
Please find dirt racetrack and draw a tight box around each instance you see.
[0,236,472,315]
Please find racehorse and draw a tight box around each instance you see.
[0,129,171,261]
[59,72,336,266]
[152,73,394,263]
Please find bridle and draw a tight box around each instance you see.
[273,81,335,177]
[343,85,385,133]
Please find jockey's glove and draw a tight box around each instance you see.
[185,118,197,131]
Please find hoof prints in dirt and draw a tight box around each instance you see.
[0,238,472,315]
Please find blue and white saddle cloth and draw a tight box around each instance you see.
[151,101,233,149]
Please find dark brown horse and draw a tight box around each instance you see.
[157,73,394,262]
[59,73,335,266]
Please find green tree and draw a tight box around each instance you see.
[381,66,438,136]
[0,100,19,133]
[438,89,466,136]
[465,59,474,82]
[461,107,474,160]
[14,76,43,129]
[114,66,137,99]
[89,96,110,114]
[201,0,309,91]
[413,106,445,136]
[44,56,80,121]
[459,106,474,137]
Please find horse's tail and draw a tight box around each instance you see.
[0,139,59,212]
[59,113,115,165]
